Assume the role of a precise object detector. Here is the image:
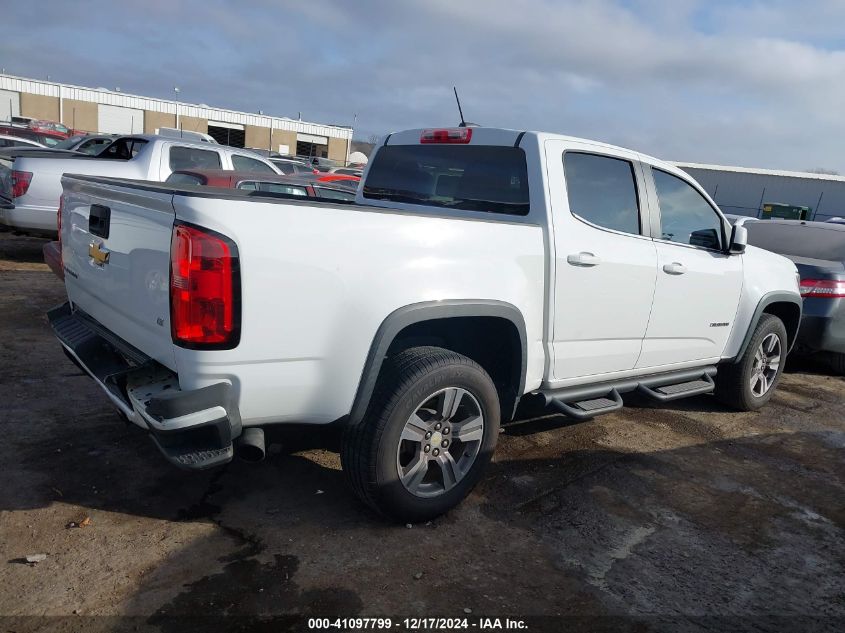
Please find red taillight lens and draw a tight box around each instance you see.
[12,170,33,198]
[170,223,240,348]
[799,279,845,298]
[420,128,473,144]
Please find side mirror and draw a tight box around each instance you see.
[729,223,748,254]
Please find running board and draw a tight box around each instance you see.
[539,366,718,420]
[637,374,715,402]
[547,388,623,421]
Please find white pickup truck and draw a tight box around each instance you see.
[49,126,801,522]
[0,135,280,237]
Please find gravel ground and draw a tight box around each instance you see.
[0,231,842,632]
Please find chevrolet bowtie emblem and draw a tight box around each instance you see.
[89,242,110,265]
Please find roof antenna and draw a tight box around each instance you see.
[454,86,466,127]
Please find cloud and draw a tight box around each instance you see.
[1,0,843,172]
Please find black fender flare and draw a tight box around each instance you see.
[732,291,802,362]
[349,300,528,424]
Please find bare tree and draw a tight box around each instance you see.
[805,167,840,175]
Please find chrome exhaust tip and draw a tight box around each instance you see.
[236,427,265,462]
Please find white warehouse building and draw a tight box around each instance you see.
[0,73,353,162]
[675,162,845,222]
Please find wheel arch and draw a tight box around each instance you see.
[732,292,802,363]
[350,300,528,424]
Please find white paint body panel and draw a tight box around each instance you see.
[62,178,177,370]
[637,241,744,367]
[544,138,658,379]
[57,127,801,428]
[170,195,546,424]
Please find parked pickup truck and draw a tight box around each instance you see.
[49,126,802,522]
[0,135,281,237]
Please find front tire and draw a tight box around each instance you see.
[715,314,787,410]
[341,346,500,522]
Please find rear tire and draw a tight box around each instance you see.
[715,314,787,411]
[341,346,500,523]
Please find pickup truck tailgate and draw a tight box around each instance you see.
[61,176,177,370]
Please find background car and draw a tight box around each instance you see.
[307,156,340,172]
[28,119,72,138]
[165,168,358,201]
[741,218,845,373]
[329,166,364,177]
[0,134,44,149]
[270,156,318,175]
[155,128,218,143]
[0,125,66,147]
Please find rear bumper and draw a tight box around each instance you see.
[0,201,58,237]
[43,240,63,280]
[48,302,241,470]
[795,297,845,355]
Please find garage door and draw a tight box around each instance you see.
[0,89,20,122]
[98,104,144,134]
[207,121,245,147]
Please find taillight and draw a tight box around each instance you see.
[799,279,845,298]
[420,128,473,144]
[170,223,240,348]
[12,170,33,198]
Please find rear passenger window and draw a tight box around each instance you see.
[232,154,276,173]
[169,146,222,171]
[653,169,723,250]
[563,152,640,235]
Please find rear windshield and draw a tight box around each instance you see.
[363,144,530,215]
[746,222,845,261]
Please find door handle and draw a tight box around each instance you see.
[567,252,601,267]
[663,262,687,275]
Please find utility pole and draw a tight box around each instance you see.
[347,113,357,166]
[174,86,181,134]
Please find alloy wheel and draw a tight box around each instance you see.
[396,387,484,498]
[750,332,781,397]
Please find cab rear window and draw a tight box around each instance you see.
[363,144,529,215]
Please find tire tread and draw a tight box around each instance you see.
[341,346,491,518]
[715,314,786,410]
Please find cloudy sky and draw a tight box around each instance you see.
[3,0,844,172]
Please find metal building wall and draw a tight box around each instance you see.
[678,165,845,222]
[0,73,353,142]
